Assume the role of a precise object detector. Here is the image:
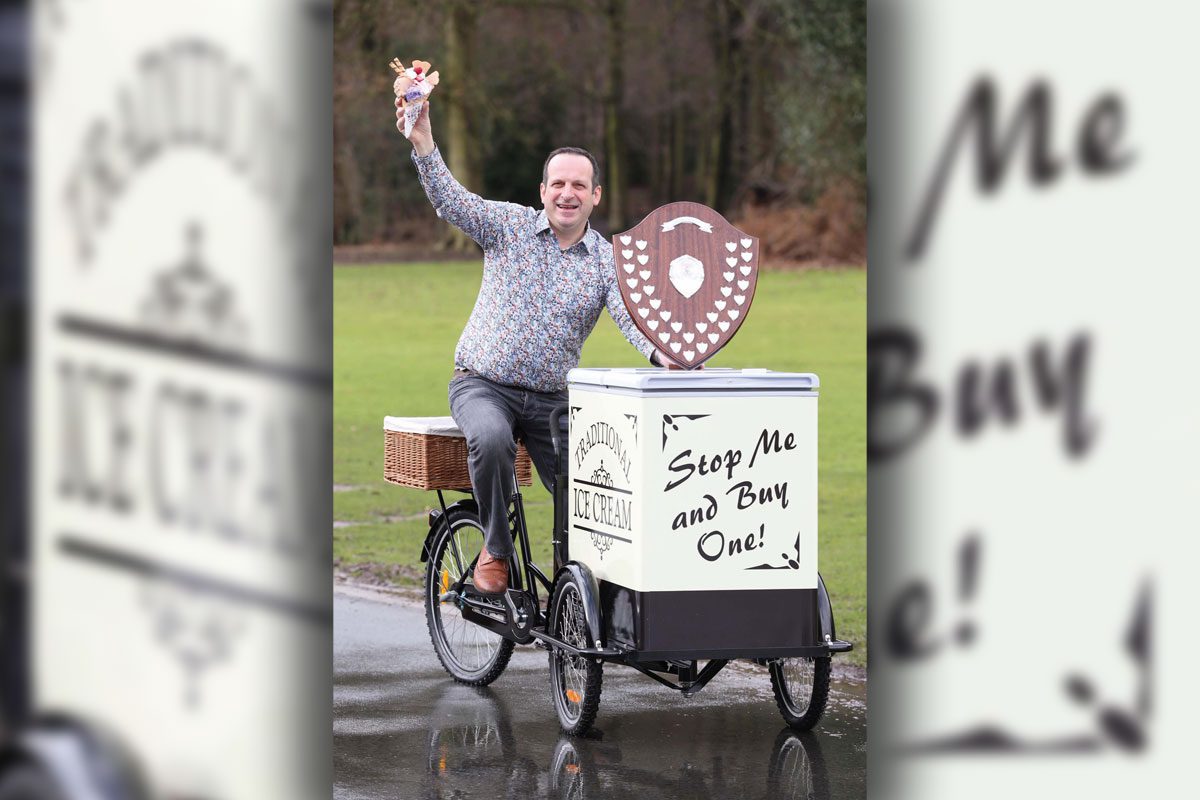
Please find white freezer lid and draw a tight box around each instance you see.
[382,415,464,436]
[567,367,818,393]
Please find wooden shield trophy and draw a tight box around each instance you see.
[614,202,759,369]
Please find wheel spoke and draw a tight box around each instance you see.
[783,658,815,712]
[556,587,587,717]
[782,658,813,712]
[449,528,469,579]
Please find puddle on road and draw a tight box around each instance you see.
[334,590,865,800]
[336,668,865,800]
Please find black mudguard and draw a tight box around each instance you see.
[420,498,479,563]
[553,562,605,650]
[816,572,837,642]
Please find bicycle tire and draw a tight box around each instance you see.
[424,511,514,685]
[769,655,832,731]
[547,572,603,735]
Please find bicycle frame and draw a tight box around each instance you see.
[433,481,549,642]
[431,406,613,653]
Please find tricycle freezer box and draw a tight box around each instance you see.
[567,368,819,657]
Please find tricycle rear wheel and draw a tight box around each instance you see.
[769,656,831,731]
[425,511,514,685]
[547,572,603,735]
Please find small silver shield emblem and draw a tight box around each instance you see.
[668,254,704,299]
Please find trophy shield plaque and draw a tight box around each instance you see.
[613,202,759,368]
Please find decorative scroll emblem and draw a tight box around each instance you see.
[614,202,759,369]
[588,462,615,558]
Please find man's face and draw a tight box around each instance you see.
[540,154,602,239]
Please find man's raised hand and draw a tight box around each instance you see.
[396,95,434,157]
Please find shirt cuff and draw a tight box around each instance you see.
[410,143,442,168]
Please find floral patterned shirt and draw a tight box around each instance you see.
[412,146,655,392]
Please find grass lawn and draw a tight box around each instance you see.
[334,261,866,665]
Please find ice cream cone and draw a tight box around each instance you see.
[390,58,438,139]
[402,98,423,138]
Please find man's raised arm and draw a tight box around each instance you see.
[397,99,512,249]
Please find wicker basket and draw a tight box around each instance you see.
[383,416,533,490]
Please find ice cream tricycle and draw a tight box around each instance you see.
[385,203,852,735]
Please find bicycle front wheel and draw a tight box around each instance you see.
[769,656,831,731]
[424,511,514,685]
[547,572,603,735]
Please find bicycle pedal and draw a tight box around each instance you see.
[462,586,505,606]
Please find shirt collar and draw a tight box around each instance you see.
[535,210,597,254]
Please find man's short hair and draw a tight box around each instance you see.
[542,147,602,189]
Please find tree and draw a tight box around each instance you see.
[442,0,482,252]
[603,0,628,232]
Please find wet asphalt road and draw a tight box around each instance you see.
[334,586,866,800]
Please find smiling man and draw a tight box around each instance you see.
[400,99,663,595]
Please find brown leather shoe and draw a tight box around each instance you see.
[473,547,509,595]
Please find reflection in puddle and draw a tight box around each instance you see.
[423,683,833,800]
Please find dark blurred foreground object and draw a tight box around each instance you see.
[0,0,30,742]
[0,5,124,798]
[0,3,121,796]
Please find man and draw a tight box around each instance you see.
[398,98,666,594]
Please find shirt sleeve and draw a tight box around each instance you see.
[411,146,516,249]
[603,250,657,363]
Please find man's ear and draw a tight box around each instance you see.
[539,183,547,202]
[593,185,602,205]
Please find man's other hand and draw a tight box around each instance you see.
[651,349,677,368]
[397,96,434,157]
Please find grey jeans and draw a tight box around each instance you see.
[448,374,566,559]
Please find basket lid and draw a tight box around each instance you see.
[382,415,465,437]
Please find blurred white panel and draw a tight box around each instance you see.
[33,1,331,797]
[870,1,1199,796]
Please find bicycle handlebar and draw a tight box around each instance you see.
[549,404,568,465]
